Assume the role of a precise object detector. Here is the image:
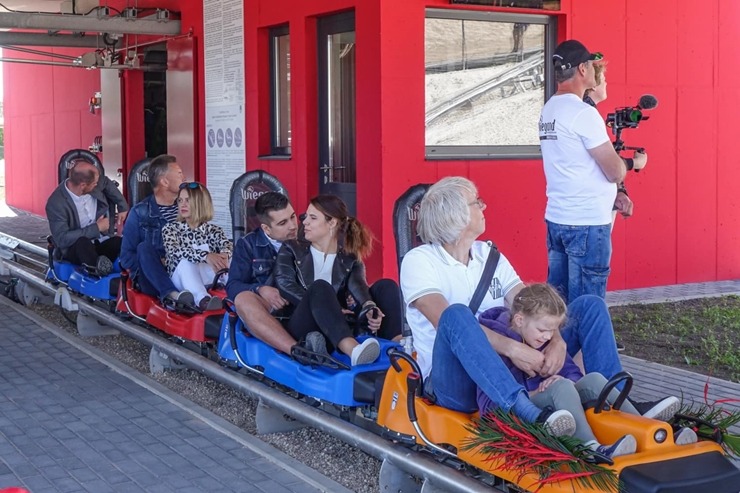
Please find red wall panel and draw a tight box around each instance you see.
[4,49,101,216]
[6,0,740,289]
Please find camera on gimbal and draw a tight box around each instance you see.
[606,94,658,152]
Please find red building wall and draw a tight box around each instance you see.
[5,0,740,290]
[3,1,203,216]
[3,48,102,216]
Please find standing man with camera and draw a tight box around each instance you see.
[539,39,647,304]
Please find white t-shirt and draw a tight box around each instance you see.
[539,93,615,226]
[400,241,522,378]
[310,246,336,284]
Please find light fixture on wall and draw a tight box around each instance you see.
[89,92,102,114]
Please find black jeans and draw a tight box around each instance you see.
[285,280,352,351]
[367,278,403,340]
[64,236,122,267]
[285,278,404,350]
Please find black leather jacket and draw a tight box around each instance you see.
[275,239,372,309]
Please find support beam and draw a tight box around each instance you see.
[0,32,120,48]
[0,12,181,36]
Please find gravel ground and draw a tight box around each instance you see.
[28,302,382,493]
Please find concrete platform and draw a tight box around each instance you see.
[0,296,350,493]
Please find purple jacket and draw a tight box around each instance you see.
[476,306,583,414]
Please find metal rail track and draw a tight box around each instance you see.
[0,232,500,493]
[425,52,543,126]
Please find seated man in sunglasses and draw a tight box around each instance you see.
[120,154,195,306]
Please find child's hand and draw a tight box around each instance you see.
[537,375,563,393]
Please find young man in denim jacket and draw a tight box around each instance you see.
[227,192,299,353]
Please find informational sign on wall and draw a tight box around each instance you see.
[204,0,245,238]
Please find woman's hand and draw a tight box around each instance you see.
[206,252,229,271]
[366,307,385,333]
[537,375,563,393]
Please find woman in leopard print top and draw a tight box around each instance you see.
[162,182,233,310]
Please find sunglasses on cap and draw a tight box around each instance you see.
[179,182,202,190]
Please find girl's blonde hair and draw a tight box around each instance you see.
[511,283,567,322]
[178,183,214,227]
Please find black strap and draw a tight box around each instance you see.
[468,242,500,315]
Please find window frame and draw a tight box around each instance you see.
[424,8,557,160]
[269,25,291,157]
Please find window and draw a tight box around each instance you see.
[425,9,556,159]
[270,26,291,156]
[449,0,560,9]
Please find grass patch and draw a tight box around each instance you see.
[610,295,740,383]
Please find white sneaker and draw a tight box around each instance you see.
[350,338,380,366]
[674,427,698,445]
[595,434,637,459]
[637,396,680,421]
[541,409,577,437]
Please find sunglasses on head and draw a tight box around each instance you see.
[179,182,201,190]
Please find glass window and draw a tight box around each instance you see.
[425,9,556,159]
[450,0,560,10]
[270,26,291,155]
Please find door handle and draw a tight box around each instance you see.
[320,165,346,171]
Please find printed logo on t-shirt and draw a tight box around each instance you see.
[539,116,557,141]
[489,278,503,300]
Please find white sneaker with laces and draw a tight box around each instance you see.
[350,338,380,366]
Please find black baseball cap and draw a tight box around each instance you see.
[552,40,602,71]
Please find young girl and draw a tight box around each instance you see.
[162,182,232,311]
[275,194,403,366]
[477,284,692,460]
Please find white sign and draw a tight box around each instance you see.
[204,0,245,238]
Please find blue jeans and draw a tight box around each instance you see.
[546,220,612,304]
[135,242,176,300]
[431,296,623,414]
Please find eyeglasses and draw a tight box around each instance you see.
[179,182,201,190]
[468,197,486,209]
[592,52,604,61]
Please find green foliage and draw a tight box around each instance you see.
[671,400,740,458]
[610,296,740,382]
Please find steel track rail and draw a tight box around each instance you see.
[425,52,543,126]
[0,251,495,493]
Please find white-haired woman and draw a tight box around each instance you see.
[399,176,679,435]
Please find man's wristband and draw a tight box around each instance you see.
[624,158,634,171]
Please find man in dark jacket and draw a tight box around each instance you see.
[45,161,121,275]
[119,154,192,304]
[227,192,298,353]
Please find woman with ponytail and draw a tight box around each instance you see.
[275,194,403,366]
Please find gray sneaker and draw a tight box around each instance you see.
[305,331,328,355]
[174,290,195,306]
[96,255,113,276]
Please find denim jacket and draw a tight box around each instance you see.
[119,194,171,275]
[226,229,279,300]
